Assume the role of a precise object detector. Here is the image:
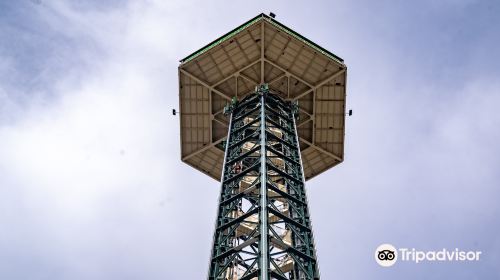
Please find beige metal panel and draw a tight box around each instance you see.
[184,147,224,180]
[179,15,346,181]
[301,146,340,179]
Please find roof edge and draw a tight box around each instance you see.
[180,13,265,64]
[179,13,344,64]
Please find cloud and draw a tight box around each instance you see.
[1,1,499,279]
[0,1,212,279]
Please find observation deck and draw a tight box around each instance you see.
[179,13,347,181]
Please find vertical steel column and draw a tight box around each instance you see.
[208,85,320,280]
[259,91,269,279]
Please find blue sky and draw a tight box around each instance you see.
[1,1,499,279]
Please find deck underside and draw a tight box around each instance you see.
[179,14,347,181]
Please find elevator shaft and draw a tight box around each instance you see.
[208,85,320,280]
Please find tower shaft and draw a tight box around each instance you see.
[208,85,320,280]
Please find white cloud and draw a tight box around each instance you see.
[0,1,214,278]
[1,1,499,279]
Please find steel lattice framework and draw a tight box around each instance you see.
[208,84,319,280]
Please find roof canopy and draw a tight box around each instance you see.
[179,13,347,181]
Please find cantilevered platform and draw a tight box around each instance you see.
[179,13,347,181]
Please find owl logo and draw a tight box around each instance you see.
[375,244,398,267]
[377,249,395,261]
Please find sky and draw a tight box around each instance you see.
[1,0,499,279]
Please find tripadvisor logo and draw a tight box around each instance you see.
[375,244,482,267]
[375,244,397,267]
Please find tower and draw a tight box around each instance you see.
[179,14,347,280]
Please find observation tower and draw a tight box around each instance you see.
[178,13,347,280]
